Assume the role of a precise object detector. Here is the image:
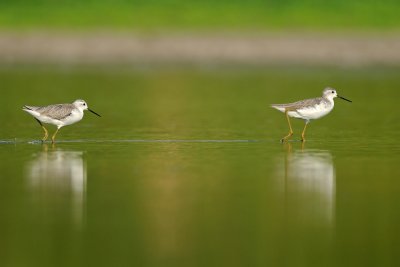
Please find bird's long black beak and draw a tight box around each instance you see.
[338,95,352,102]
[88,108,101,117]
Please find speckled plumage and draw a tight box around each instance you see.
[24,103,74,121]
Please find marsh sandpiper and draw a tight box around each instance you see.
[271,87,351,142]
[23,99,101,143]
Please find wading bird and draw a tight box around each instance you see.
[271,88,351,142]
[23,99,101,143]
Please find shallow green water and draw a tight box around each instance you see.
[1,67,400,267]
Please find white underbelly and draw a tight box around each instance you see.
[289,103,334,120]
[36,115,65,127]
[35,111,83,127]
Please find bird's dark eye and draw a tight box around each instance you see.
[331,91,334,93]
[83,103,86,106]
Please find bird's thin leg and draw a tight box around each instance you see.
[301,121,309,142]
[281,110,294,143]
[35,118,48,142]
[51,127,61,144]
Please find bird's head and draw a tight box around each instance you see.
[73,99,101,116]
[322,88,352,102]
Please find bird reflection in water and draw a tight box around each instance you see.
[26,145,87,228]
[276,143,336,227]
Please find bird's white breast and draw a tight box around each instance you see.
[289,101,334,120]
[60,109,84,126]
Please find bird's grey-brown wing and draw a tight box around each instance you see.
[35,104,74,120]
[273,97,323,111]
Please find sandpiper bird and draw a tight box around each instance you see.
[271,87,351,142]
[23,99,101,143]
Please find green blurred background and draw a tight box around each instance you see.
[1,0,399,31]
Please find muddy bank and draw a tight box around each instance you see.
[1,32,400,66]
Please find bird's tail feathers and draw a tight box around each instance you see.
[270,104,286,113]
[22,105,32,111]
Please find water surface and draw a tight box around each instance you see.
[1,67,399,267]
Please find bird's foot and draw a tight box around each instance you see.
[280,132,293,143]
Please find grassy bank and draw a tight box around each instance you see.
[0,0,400,31]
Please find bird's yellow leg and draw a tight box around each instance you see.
[41,125,48,141]
[51,128,60,144]
[35,118,48,142]
[301,121,309,142]
[281,110,294,143]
